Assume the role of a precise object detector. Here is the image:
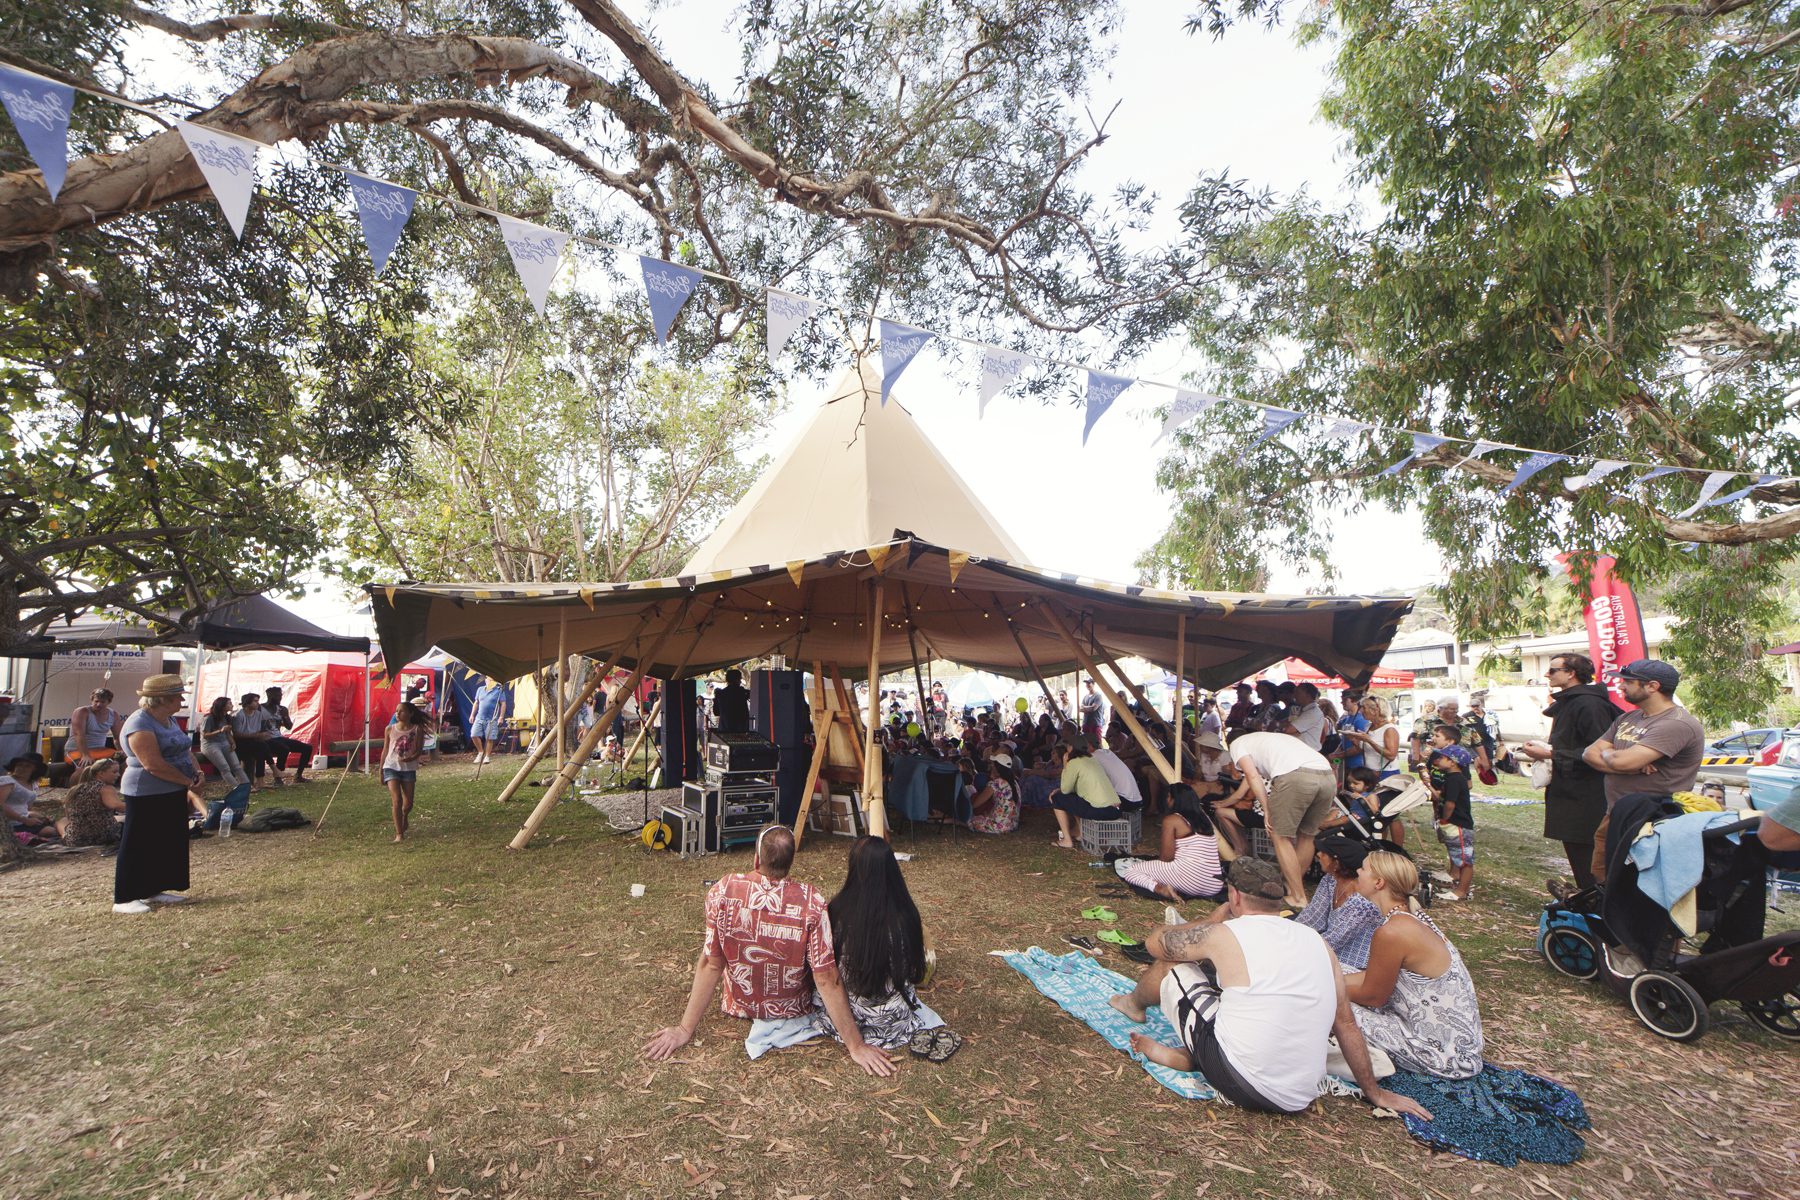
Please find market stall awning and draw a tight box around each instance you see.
[367,362,1413,687]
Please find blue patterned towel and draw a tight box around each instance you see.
[1000,947,1219,1099]
[1382,1065,1589,1165]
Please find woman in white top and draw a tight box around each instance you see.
[1350,696,1402,779]
[1,754,56,840]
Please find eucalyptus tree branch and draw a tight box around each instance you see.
[121,3,352,42]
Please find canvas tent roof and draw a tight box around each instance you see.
[12,595,369,658]
[369,361,1413,688]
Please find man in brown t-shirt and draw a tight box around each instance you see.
[1580,659,1705,879]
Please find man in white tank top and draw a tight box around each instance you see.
[1109,858,1430,1118]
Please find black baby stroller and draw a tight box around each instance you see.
[1538,794,1800,1042]
[1325,776,1437,905]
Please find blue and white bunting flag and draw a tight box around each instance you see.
[1564,459,1629,492]
[1633,465,1681,488]
[1322,418,1374,442]
[766,288,821,360]
[1706,473,1781,509]
[177,121,261,239]
[1157,389,1224,442]
[978,345,1034,417]
[1503,451,1567,495]
[1675,471,1736,518]
[1252,406,1303,446]
[878,320,934,404]
[1454,440,1506,467]
[496,216,569,318]
[0,65,73,200]
[639,255,704,344]
[343,170,416,274]
[1378,433,1451,478]
[1083,372,1134,444]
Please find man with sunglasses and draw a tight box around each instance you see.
[1516,653,1620,892]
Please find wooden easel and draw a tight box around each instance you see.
[792,660,867,848]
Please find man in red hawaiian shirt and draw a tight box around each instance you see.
[643,825,894,1075]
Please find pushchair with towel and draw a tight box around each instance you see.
[1327,776,1437,905]
[1537,794,1800,1042]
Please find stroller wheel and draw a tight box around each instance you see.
[1629,970,1711,1042]
[1540,926,1600,981]
[1739,991,1800,1042]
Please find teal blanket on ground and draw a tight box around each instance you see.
[1382,1065,1589,1165]
[1001,947,1218,1099]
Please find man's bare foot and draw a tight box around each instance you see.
[1130,1031,1194,1072]
[392,834,404,843]
[1108,993,1147,1023]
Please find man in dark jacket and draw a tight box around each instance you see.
[1517,653,1619,890]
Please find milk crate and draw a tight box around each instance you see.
[1078,811,1142,855]
[1249,825,1275,861]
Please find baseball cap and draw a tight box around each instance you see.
[1314,833,1371,872]
[1430,743,1473,770]
[1226,857,1288,901]
[1618,659,1679,692]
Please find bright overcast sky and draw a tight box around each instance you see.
[257,2,1447,634]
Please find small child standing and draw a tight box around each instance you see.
[1425,724,1475,901]
[383,702,424,843]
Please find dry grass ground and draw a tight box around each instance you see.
[3,760,1796,1200]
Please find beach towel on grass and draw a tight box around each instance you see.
[1381,1065,1589,1165]
[1000,947,1219,1099]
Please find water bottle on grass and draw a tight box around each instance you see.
[219,807,235,838]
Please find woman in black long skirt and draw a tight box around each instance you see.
[114,674,206,914]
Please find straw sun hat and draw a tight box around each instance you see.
[137,673,188,699]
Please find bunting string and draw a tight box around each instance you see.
[3,59,1794,520]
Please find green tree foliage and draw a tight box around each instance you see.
[3,0,1249,649]
[1148,0,1800,719]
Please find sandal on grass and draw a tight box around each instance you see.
[1096,929,1140,947]
[907,1029,937,1058]
[1118,943,1157,965]
[1093,883,1133,898]
[926,1028,962,1063]
[1079,905,1117,922]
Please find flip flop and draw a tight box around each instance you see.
[1096,929,1140,947]
[907,1029,937,1058]
[925,1028,962,1063]
[1118,943,1157,965]
[1093,883,1133,898]
[1079,905,1117,922]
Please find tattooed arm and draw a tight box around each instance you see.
[1145,920,1217,964]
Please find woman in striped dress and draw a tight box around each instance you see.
[1116,785,1224,901]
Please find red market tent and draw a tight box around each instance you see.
[1275,658,1415,690]
[195,651,437,759]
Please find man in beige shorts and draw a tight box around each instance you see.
[1223,731,1337,907]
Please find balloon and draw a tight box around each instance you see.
[1015,696,1030,713]
[906,721,921,736]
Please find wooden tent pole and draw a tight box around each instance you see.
[900,586,929,733]
[791,660,832,847]
[509,598,692,850]
[863,579,888,838]
[556,610,568,771]
[614,609,714,782]
[495,608,655,805]
[1088,641,1172,740]
[1173,612,1186,781]
[1001,604,1064,720]
[1035,602,1180,785]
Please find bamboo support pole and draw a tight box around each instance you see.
[1174,612,1186,780]
[614,611,713,781]
[493,609,654,805]
[556,610,568,772]
[1036,602,1180,785]
[791,660,832,847]
[1001,605,1064,720]
[862,580,888,838]
[1089,641,1172,740]
[507,599,692,849]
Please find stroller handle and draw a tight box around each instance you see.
[1701,814,1762,840]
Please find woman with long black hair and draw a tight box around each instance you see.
[809,836,947,1053]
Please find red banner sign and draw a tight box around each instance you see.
[1558,552,1648,711]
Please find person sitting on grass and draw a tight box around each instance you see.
[967,755,1020,834]
[1293,833,1386,971]
[60,758,127,847]
[643,825,895,1076]
[807,836,945,1050]
[1,754,57,842]
[1116,784,1224,901]
[1345,850,1485,1079]
[1107,858,1429,1119]
[1425,726,1476,902]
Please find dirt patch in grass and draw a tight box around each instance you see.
[2,761,1796,1199]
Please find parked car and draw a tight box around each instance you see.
[1745,730,1800,811]
[1700,727,1785,786]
